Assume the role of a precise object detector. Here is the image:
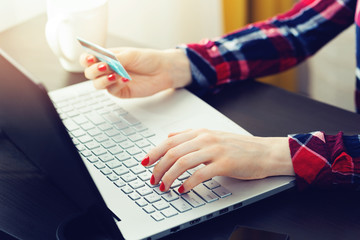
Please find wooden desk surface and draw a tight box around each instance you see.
[1,15,360,240]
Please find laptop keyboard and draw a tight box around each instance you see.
[52,89,232,222]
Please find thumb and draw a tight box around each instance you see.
[109,47,140,70]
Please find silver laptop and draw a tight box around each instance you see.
[0,50,295,240]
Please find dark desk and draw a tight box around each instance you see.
[1,15,360,240]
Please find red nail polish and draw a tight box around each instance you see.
[86,56,95,64]
[107,73,116,81]
[159,182,165,192]
[150,175,155,185]
[98,63,107,71]
[178,185,184,194]
[141,156,149,166]
[121,77,129,83]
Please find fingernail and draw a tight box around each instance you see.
[178,185,184,194]
[86,56,95,64]
[159,182,165,192]
[107,73,116,81]
[150,175,155,185]
[98,63,107,72]
[141,156,149,166]
[121,77,129,83]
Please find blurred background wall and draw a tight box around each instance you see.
[0,0,356,112]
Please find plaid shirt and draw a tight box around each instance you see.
[182,0,360,189]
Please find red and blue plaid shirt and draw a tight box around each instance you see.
[182,0,360,189]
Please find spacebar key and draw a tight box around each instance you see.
[170,198,192,213]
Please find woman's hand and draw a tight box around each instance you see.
[80,47,192,98]
[142,129,295,193]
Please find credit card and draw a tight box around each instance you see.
[77,37,131,80]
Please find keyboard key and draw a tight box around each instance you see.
[181,191,205,208]
[81,122,95,131]
[178,172,190,181]
[106,160,122,169]
[108,146,123,155]
[151,212,164,221]
[122,186,133,194]
[141,130,155,138]
[171,199,192,213]
[114,121,129,130]
[73,115,88,125]
[121,173,137,182]
[88,128,102,137]
[78,135,93,144]
[133,152,146,162]
[87,156,99,163]
[98,123,113,131]
[114,179,126,188]
[112,134,127,143]
[170,179,182,189]
[94,134,109,142]
[203,179,220,189]
[162,190,179,202]
[94,162,106,169]
[86,113,105,125]
[193,184,219,203]
[161,207,178,218]
[130,165,146,175]
[71,129,86,138]
[135,139,151,148]
[80,150,92,158]
[104,128,121,137]
[133,124,148,132]
[113,166,129,176]
[101,168,112,175]
[136,186,153,196]
[136,198,148,207]
[101,140,116,149]
[123,159,138,168]
[126,146,142,156]
[138,171,152,181]
[129,179,145,189]
[153,200,170,211]
[107,173,119,182]
[99,153,115,162]
[119,140,134,149]
[128,133,143,142]
[143,205,156,214]
[85,141,100,150]
[92,148,107,156]
[212,186,232,198]
[116,152,131,161]
[121,128,136,136]
[145,193,161,203]
[122,114,140,125]
[129,192,141,201]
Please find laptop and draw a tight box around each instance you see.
[0,50,295,240]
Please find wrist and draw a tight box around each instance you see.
[164,49,192,89]
[264,137,295,177]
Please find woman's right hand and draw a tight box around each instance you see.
[80,47,192,98]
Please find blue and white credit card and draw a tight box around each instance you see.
[77,37,131,80]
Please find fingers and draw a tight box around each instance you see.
[180,163,217,193]
[160,150,214,193]
[142,129,218,193]
[80,53,98,68]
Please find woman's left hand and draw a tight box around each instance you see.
[142,129,294,193]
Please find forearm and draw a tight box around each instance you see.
[181,0,355,95]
